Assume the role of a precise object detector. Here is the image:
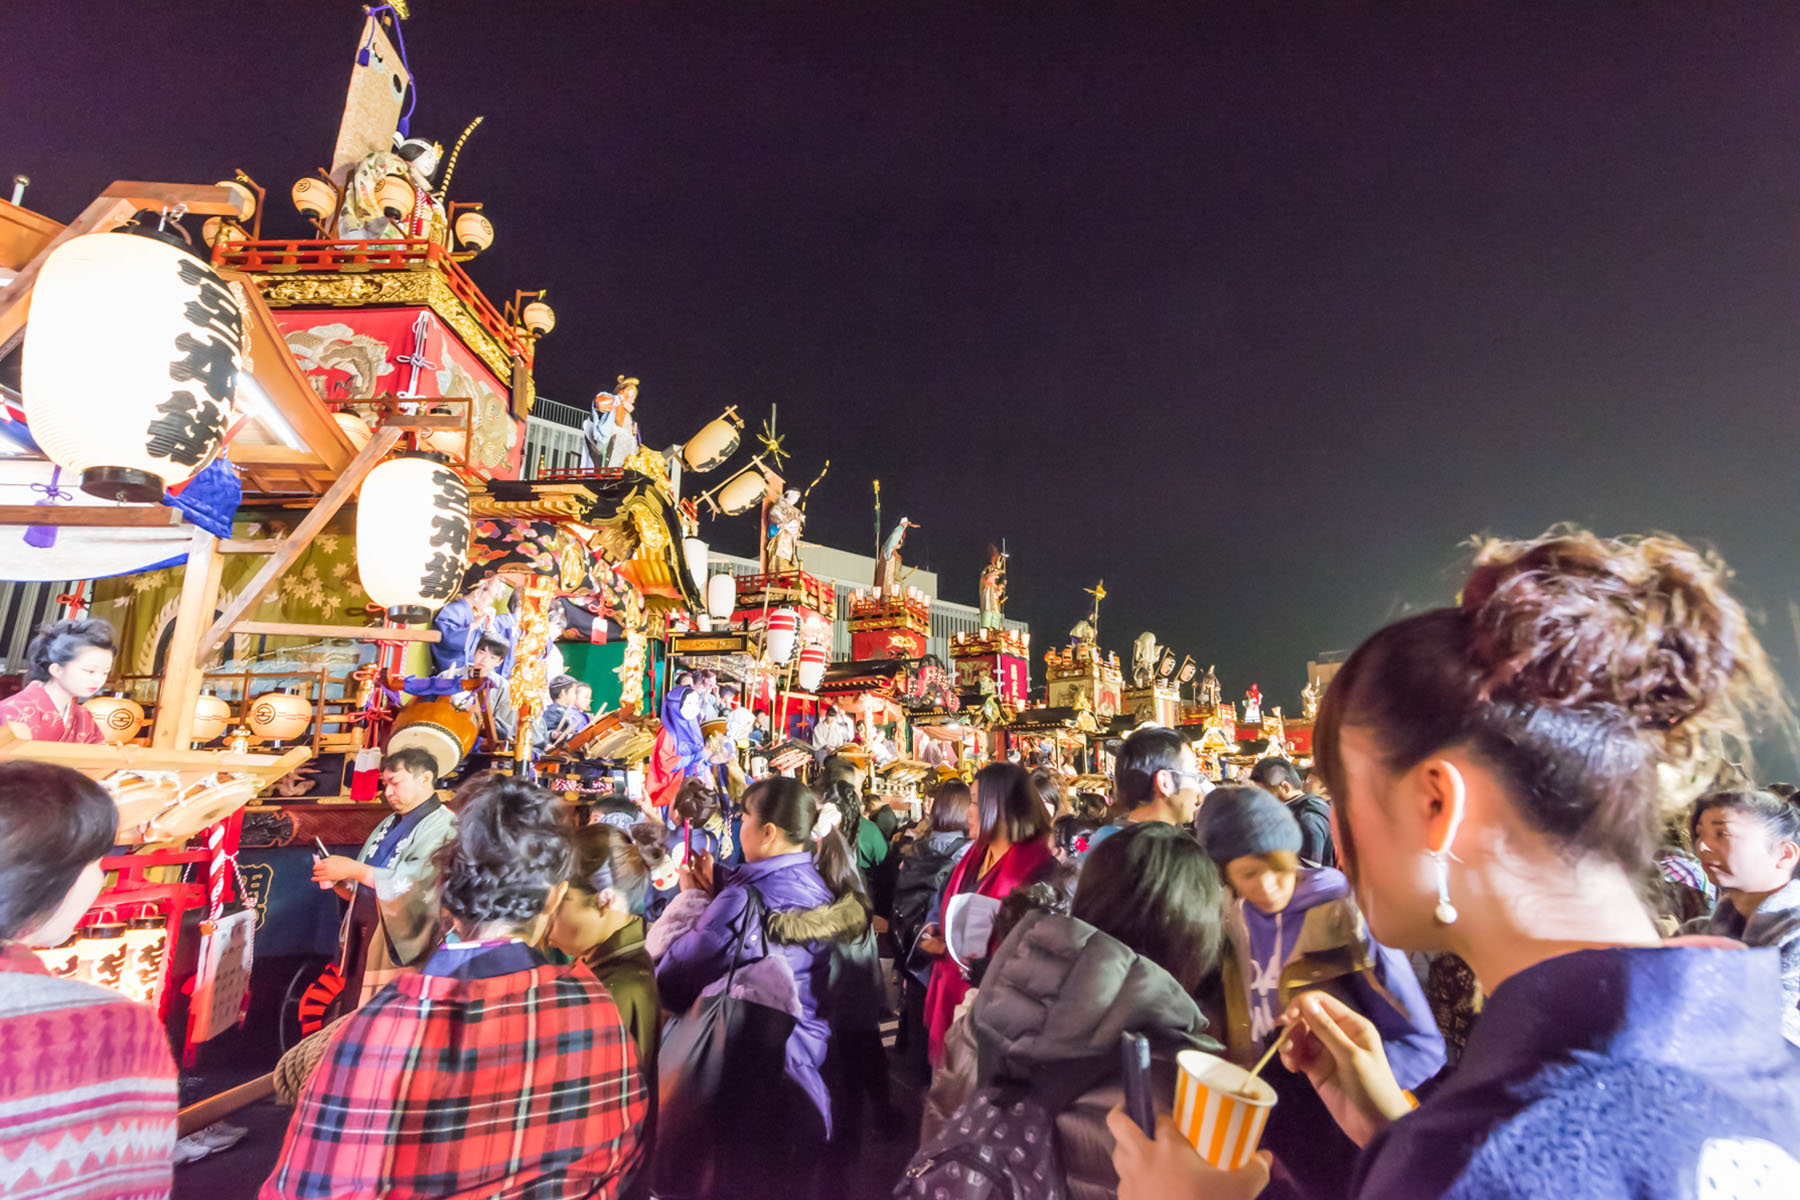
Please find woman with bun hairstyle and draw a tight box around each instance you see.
[0,617,115,743]
[649,774,872,1198]
[264,774,647,1200]
[1111,531,1800,1199]
[549,823,662,1200]
[1691,787,1800,1045]
[550,823,663,1085]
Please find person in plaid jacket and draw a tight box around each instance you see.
[262,774,647,1200]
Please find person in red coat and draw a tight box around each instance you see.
[263,773,647,1200]
[921,761,1055,1063]
[0,618,115,744]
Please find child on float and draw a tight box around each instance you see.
[1197,783,1443,1197]
[0,617,116,743]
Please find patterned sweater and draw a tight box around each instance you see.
[0,942,178,1200]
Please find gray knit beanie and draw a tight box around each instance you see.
[1197,784,1302,866]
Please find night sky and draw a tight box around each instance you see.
[9,1,1800,723]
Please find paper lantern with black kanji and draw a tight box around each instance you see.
[22,231,240,502]
[356,454,470,622]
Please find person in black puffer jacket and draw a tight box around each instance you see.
[891,780,972,1075]
[920,822,1225,1200]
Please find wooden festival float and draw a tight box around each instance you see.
[0,3,713,1068]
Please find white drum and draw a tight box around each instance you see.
[386,722,467,781]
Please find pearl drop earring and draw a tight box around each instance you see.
[1432,850,1459,925]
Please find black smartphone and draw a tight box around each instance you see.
[1119,1031,1155,1136]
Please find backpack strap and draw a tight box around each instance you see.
[721,882,768,993]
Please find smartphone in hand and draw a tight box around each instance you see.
[1119,1032,1156,1137]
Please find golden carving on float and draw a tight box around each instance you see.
[470,496,589,520]
[624,497,669,555]
[251,271,520,389]
[621,445,672,492]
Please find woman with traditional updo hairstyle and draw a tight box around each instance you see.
[1109,531,1800,1200]
[0,617,115,743]
[265,774,647,1200]
[550,823,662,1080]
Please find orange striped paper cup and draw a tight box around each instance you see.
[1173,1049,1278,1169]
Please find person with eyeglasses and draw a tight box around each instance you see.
[1088,727,1211,849]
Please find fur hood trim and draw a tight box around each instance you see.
[766,892,869,945]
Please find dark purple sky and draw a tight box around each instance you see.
[9,1,1800,719]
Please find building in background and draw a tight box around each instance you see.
[523,395,586,474]
[708,544,1030,666]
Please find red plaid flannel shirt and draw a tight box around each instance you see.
[261,954,646,1199]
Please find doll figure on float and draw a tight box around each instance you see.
[581,376,642,470]
[643,683,708,810]
[336,135,444,242]
[978,544,1008,630]
[763,486,805,574]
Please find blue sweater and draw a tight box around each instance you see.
[1354,944,1800,1198]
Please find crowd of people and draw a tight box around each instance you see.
[3,528,1800,1198]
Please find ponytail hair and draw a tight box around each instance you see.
[744,775,869,911]
[25,618,115,684]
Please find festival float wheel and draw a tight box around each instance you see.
[280,958,343,1051]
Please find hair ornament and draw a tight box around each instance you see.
[810,804,843,842]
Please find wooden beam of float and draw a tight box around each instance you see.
[151,528,225,749]
[0,181,251,358]
[0,505,183,527]
[194,426,402,666]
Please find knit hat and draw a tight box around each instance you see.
[1197,784,1302,866]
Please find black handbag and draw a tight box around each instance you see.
[651,884,801,1199]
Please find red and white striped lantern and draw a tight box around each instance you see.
[765,607,800,665]
[797,644,828,692]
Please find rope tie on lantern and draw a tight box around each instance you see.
[23,465,74,550]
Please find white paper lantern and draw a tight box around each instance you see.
[683,537,710,593]
[454,210,494,252]
[291,177,336,221]
[23,232,239,502]
[521,300,555,336]
[356,454,471,622]
[706,573,737,621]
